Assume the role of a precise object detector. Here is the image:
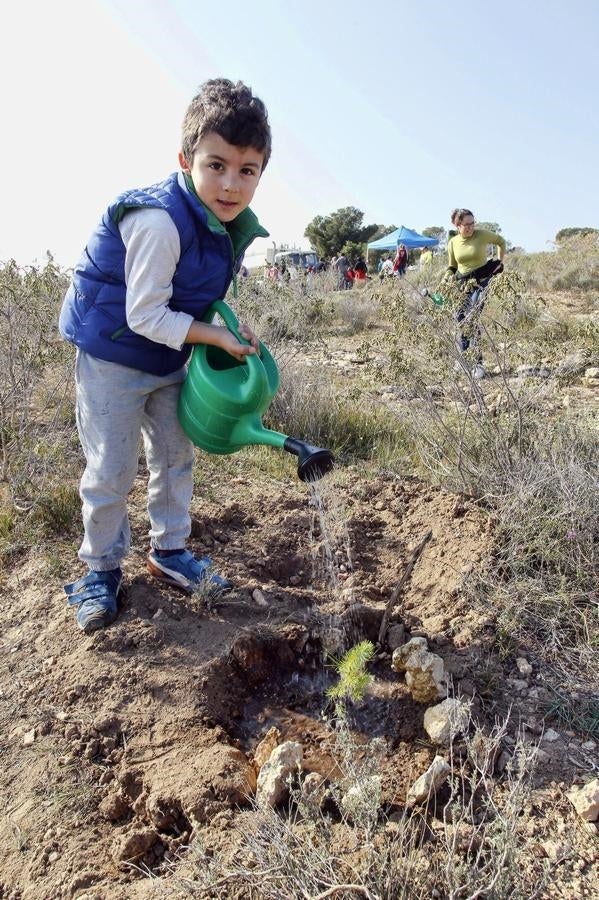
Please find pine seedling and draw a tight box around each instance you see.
[327,640,375,705]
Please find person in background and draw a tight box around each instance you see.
[353,256,368,282]
[58,78,271,633]
[420,247,433,269]
[445,208,506,378]
[393,243,408,277]
[379,255,394,279]
[334,252,352,290]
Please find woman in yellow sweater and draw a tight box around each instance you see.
[446,208,506,378]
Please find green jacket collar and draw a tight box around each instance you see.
[183,173,269,257]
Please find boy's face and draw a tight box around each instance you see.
[178,132,264,223]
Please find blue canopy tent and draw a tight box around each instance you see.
[367,225,439,259]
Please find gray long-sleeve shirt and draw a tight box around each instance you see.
[118,208,194,351]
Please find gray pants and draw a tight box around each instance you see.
[75,351,194,571]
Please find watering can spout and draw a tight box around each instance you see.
[178,300,337,481]
[283,437,335,482]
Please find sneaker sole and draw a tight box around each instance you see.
[79,610,118,634]
[147,560,232,596]
[147,559,194,593]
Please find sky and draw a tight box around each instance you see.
[2,0,598,268]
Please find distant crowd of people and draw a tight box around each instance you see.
[261,245,439,290]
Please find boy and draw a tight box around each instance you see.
[59,79,270,634]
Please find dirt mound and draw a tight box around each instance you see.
[0,472,590,898]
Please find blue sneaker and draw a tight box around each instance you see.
[65,569,123,634]
[147,550,232,595]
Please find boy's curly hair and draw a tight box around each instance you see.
[181,78,271,170]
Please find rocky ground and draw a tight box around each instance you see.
[1,312,598,899]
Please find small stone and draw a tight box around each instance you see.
[392,637,448,703]
[23,728,36,746]
[254,726,281,770]
[252,589,268,607]
[567,778,599,822]
[256,741,303,807]
[581,740,597,751]
[424,699,470,745]
[516,657,533,676]
[302,772,326,805]
[152,608,164,620]
[542,729,560,743]
[48,851,60,864]
[406,756,451,805]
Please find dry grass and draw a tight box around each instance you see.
[164,715,548,900]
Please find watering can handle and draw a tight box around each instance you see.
[203,299,248,346]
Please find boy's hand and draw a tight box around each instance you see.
[215,326,257,362]
[184,320,260,361]
[237,322,260,355]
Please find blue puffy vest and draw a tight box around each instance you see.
[59,172,268,376]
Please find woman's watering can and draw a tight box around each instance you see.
[178,300,335,481]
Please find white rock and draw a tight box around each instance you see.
[584,366,599,379]
[542,728,560,743]
[23,729,36,746]
[256,741,303,807]
[253,726,281,771]
[516,657,533,676]
[423,699,470,745]
[392,637,447,703]
[406,756,451,805]
[566,778,599,822]
[252,588,268,607]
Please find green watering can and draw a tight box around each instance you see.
[178,300,335,481]
[421,288,445,306]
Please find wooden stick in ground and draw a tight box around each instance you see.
[377,529,433,647]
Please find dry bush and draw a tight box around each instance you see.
[473,421,599,694]
[362,277,599,693]
[508,233,599,296]
[336,293,380,334]
[233,275,335,351]
[265,356,407,465]
[167,716,547,900]
[358,274,548,494]
[0,258,80,561]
